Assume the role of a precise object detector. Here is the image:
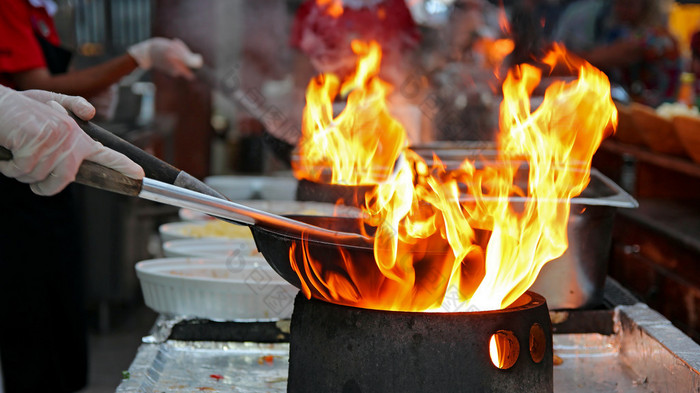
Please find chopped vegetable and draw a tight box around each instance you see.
[121,370,130,380]
[209,374,224,381]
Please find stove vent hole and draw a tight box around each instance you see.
[489,330,519,370]
[529,323,546,363]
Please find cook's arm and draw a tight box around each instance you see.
[9,38,203,97]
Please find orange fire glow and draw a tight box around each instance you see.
[475,38,515,73]
[316,0,343,17]
[290,42,617,312]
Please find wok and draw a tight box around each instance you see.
[0,119,376,290]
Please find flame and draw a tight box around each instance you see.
[293,40,407,185]
[290,42,617,312]
[316,0,343,17]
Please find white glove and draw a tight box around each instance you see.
[128,38,203,80]
[0,86,144,196]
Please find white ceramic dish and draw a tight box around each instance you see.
[166,201,363,243]
[162,238,260,258]
[177,200,362,222]
[159,220,254,242]
[136,257,297,321]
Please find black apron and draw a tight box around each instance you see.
[0,33,88,393]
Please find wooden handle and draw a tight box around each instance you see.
[74,160,143,196]
[0,146,142,196]
[69,114,181,184]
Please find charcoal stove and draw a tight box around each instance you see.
[288,292,553,393]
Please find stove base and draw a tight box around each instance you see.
[288,293,553,393]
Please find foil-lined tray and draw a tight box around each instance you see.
[116,341,288,392]
[117,303,700,393]
[554,334,650,392]
[115,337,648,393]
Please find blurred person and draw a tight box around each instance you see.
[0,2,202,96]
[447,0,501,64]
[552,0,681,106]
[290,0,420,82]
[281,0,423,145]
[692,31,700,105]
[0,86,143,393]
[235,0,294,171]
[0,1,199,392]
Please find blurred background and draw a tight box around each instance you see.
[2,0,700,391]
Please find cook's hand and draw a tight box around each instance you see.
[20,89,97,120]
[0,86,144,196]
[128,38,203,80]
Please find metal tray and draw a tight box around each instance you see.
[116,341,289,392]
[117,303,700,392]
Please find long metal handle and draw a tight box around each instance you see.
[0,146,142,196]
[139,177,372,245]
[0,146,371,245]
[68,114,227,200]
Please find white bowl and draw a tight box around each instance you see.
[158,220,254,242]
[136,257,297,321]
[163,238,260,258]
[176,201,362,226]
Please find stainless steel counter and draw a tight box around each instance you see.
[117,281,700,392]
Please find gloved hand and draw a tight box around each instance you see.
[128,38,203,80]
[0,86,144,196]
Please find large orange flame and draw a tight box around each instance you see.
[290,42,617,312]
[293,41,407,185]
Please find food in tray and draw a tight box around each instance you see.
[656,102,700,119]
[180,220,253,239]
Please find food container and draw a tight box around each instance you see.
[135,257,297,321]
[158,220,254,242]
[177,200,362,222]
[673,115,700,164]
[162,238,259,258]
[630,103,685,155]
[165,201,363,243]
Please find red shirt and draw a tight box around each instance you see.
[0,0,60,87]
[290,0,419,52]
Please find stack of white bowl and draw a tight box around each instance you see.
[138,175,360,322]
